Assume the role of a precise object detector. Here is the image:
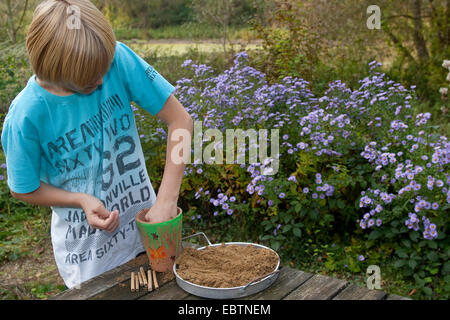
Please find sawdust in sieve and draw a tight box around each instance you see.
[175,244,279,288]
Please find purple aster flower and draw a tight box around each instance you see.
[273,224,282,236]
[358,255,365,261]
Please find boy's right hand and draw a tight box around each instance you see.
[78,193,119,233]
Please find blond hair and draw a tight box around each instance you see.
[26,0,116,91]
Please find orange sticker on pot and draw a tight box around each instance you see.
[149,246,167,260]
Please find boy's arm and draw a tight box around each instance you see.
[143,94,193,224]
[11,182,119,233]
[11,181,83,208]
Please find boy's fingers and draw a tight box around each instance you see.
[95,205,111,219]
[104,211,119,233]
[89,214,108,230]
[91,210,119,231]
[102,210,118,231]
[108,216,120,233]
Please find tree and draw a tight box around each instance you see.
[1,0,30,43]
[190,0,238,53]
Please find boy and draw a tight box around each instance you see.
[1,0,193,289]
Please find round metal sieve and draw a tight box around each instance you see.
[173,232,280,299]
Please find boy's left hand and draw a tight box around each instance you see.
[144,200,178,224]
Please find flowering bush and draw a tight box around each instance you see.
[137,52,449,298]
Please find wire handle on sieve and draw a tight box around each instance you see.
[182,232,212,246]
[240,269,280,292]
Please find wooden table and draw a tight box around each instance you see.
[51,246,411,301]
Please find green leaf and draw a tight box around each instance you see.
[430,268,439,275]
[284,214,293,224]
[308,210,319,221]
[396,249,408,258]
[418,240,427,247]
[426,251,438,262]
[282,225,292,233]
[271,241,281,251]
[260,235,271,241]
[409,231,419,242]
[328,198,336,208]
[414,275,425,287]
[293,228,302,237]
[408,259,417,270]
[422,287,433,296]
[427,241,437,249]
[385,230,395,238]
[394,259,405,268]
[401,239,411,248]
[443,262,450,275]
[368,230,381,240]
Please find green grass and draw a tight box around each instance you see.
[125,41,261,58]
[123,42,241,86]
[115,23,258,41]
[0,196,51,264]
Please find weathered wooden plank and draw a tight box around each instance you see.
[179,266,313,300]
[51,254,149,300]
[183,294,204,300]
[332,284,387,300]
[283,274,349,300]
[90,268,176,300]
[386,294,412,300]
[242,266,314,300]
[52,241,197,300]
[139,280,192,300]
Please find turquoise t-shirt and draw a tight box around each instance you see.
[1,41,175,288]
